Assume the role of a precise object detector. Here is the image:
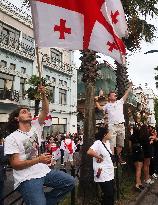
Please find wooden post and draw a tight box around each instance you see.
[35,46,42,80]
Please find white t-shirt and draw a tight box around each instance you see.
[4,121,51,189]
[103,98,125,124]
[60,139,76,154]
[90,140,114,182]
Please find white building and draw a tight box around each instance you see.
[133,84,156,126]
[0,0,77,134]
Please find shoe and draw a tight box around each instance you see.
[145,178,155,185]
[135,185,144,192]
[152,173,158,180]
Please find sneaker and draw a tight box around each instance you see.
[135,185,144,192]
[145,178,155,185]
[152,173,158,180]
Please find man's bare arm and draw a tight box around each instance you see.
[122,82,133,102]
[9,153,51,170]
[38,85,49,125]
[94,96,104,111]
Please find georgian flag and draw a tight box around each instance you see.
[103,0,128,38]
[31,0,128,64]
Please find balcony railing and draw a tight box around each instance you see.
[0,89,19,102]
[0,34,35,60]
[42,53,73,76]
[0,65,29,79]
[0,0,32,27]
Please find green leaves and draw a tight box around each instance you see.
[26,75,51,100]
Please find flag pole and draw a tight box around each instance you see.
[35,46,42,80]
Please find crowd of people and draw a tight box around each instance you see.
[129,113,158,191]
[42,132,83,168]
[0,83,158,205]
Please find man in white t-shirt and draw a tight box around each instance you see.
[4,85,74,205]
[95,83,132,164]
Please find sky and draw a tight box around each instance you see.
[6,0,158,95]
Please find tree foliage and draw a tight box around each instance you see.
[122,0,158,51]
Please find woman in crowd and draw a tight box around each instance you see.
[130,112,154,192]
[87,126,114,205]
[129,112,144,191]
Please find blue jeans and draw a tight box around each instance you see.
[17,170,75,205]
[0,181,4,205]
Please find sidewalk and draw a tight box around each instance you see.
[129,179,158,205]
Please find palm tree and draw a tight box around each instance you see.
[77,50,100,205]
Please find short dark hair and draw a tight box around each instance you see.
[108,90,116,97]
[6,106,29,134]
[95,126,109,141]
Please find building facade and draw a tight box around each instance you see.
[0,0,77,134]
[133,84,156,126]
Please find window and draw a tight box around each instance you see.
[52,77,56,83]
[64,81,67,87]
[59,79,63,86]
[59,88,67,105]
[21,67,26,74]
[10,63,16,70]
[0,21,20,47]
[50,48,62,64]
[0,72,13,99]
[46,75,50,81]
[20,78,25,98]
[0,60,7,67]
[50,86,55,103]
[21,33,34,56]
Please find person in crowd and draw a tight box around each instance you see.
[87,126,114,205]
[140,123,154,185]
[149,126,158,179]
[0,137,8,205]
[4,85,75,205]
[60,133,76,167]
[49,137,61,166]
[129,112,144,191]
[95,83,133,164]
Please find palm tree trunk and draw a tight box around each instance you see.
[77,50,100,205]
[77,82,100,205]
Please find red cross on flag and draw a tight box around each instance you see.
[103,0,128,38]
[31,0,128,64]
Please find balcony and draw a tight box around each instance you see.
[42,54,73,76]
[0,34,35,61]
[0,65,30,79]
[0,89,19,104]
[0,0,32,28]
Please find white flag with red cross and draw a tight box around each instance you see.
[103,0,128,38]
[30,0,128,64]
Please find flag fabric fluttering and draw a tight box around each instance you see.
[31,0,128,64]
